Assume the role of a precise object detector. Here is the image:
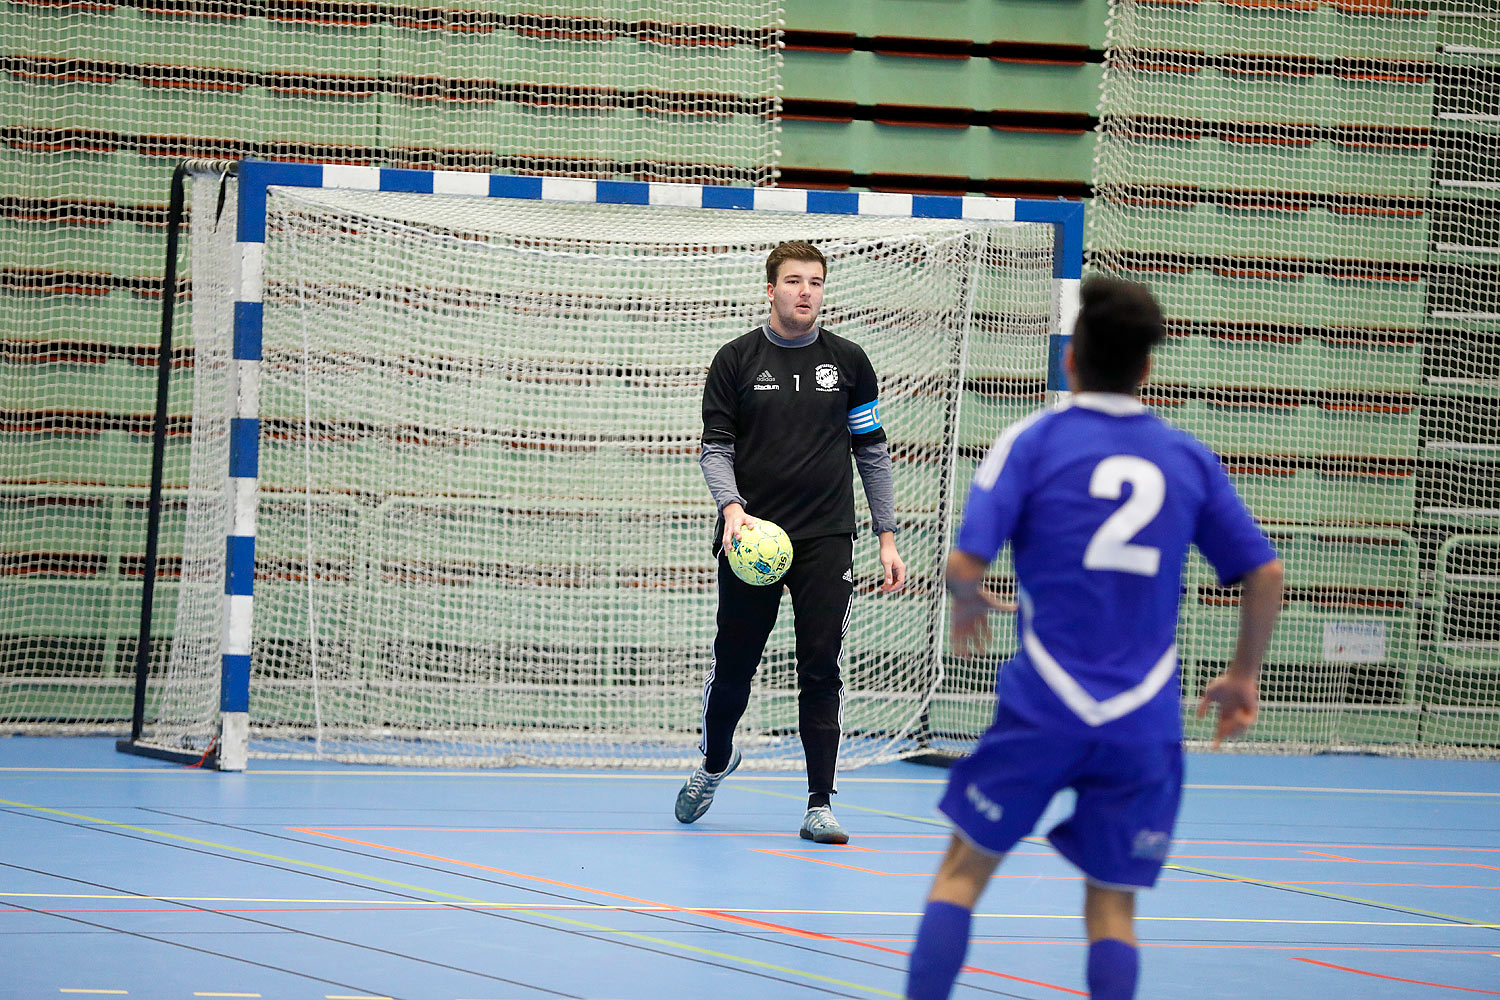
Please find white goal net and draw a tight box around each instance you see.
[143,168,1059,768]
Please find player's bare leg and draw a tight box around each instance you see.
[929,834,1002,907]
[905,835,1002,999]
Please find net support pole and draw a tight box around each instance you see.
[118,158,236,767]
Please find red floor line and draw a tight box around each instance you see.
[292,833,1500,863]
[700,911,1087,995]
[290,828,1085,995]
[11,904,1497,932]
[2,906,475,914]
[1168,856,1495,865]
[295,827,813,836]
[1177,841,1500,853]
[303,829,1500,852]
[1292,957,1500,994]
[744,858,1498,890]
[1223,881,1496,889]
[863,941,1500,955]
[296,829,1500,857]
[749,847,893,874]
[1294,858,1499,869]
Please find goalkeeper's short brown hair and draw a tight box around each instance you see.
[765,241,826,284]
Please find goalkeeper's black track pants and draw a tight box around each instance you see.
[699,533,854,797]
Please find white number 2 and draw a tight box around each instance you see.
[1083,456,1164,577]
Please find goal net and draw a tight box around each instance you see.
[1090,0,1500,756]
[140,164,1065,768]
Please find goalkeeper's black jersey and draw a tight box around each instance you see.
[702,326,886,546]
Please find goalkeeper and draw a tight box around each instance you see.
[905,277,1284,999]
[674,240,907,844]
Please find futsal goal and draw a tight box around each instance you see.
[123,160,1080,770]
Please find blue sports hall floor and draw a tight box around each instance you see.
[2,736,1497,999]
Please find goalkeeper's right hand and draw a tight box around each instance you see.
[721,502,756,555]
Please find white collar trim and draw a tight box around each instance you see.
[1067,392,1147,416]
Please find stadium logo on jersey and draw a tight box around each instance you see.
[754,369,779,391]
[964,783,1003,823]
[814,363,840,391]
[1131,829,1170,860]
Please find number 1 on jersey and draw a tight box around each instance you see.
[1083,455,1164,577]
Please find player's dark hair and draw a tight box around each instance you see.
[766,241,826,284]
[1070,276,1166,393]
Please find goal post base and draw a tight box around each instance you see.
[114,738,218,769]
[904,750,961,769]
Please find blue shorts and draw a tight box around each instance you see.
[938,707,1184,889]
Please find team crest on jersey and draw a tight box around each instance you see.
[814,363,840,391]
[1131,829,1170,860]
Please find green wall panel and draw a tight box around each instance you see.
[783,0,1108,47]
[783,49,1102,114]
[780,118,1096,180]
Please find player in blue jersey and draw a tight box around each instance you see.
[905,277,1284,1000]
[675,241,908,844]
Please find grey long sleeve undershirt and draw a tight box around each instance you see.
[700,440,900,536]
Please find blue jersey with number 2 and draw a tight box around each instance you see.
[956,393,1277,743]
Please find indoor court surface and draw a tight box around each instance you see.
[2,737,1497,1000]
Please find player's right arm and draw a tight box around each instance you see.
[945,550,1011,657]
[702,342,754,552]
[944,417,1040,654]
[1196,557,1284,747]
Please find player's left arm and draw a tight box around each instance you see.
[1191,448,1286,746]
[876,528,906,593]
[853,442,905,592]
[849,348,906,592]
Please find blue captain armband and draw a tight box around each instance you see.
[848,399,881,435]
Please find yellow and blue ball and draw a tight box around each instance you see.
[727,520,794,586]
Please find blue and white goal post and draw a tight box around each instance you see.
[122,159,1082,772]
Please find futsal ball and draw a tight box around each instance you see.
[727,520,794,586]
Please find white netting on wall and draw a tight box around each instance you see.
[146,177,1055,766]
[1090,0,1500,756]
[1,2,782,733]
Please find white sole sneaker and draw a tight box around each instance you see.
[799,805,849,844]
[674,746,742,824]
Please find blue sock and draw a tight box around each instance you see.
[905,900,972,1000]
[1086,938,1139,1000]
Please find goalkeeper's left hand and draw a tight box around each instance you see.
[878,532,907,593]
